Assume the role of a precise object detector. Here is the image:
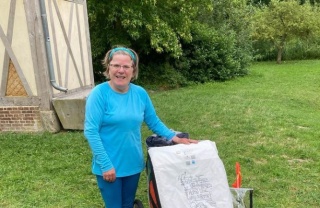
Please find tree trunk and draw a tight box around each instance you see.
[277,37,286,64]
[277,47,282,64]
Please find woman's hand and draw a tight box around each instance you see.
[103,168,116,182]
[172,136,198,144]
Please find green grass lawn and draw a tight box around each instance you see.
[1,60,319,207]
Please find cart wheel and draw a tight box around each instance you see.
[133,199,144,208]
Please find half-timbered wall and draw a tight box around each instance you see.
[0,0,94,132]
[45,0,94,94]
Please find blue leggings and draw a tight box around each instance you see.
[96,173,140,208]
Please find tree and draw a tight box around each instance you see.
[87,0,213,82]
[87,0,213,57]
[87,0,253,85]
[251,0,320,63]
[172,0,253,82]
[251,0,271,5]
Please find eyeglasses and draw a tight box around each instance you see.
[109,64,133,70]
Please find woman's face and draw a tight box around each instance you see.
[108,54,134,93]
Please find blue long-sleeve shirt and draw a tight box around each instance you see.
[84,82,175,177]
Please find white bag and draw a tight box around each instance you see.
[148,140,233,208]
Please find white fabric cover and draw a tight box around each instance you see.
[148,140,233,208]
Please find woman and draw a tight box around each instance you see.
[84,47,197,208]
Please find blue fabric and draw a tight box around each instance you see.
[109,47,136,62]
[96,173,140,208]
[84,82,175,177]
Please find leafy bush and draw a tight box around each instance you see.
[135,52,188,90]
[252,40,277,61]
[283,38,320,60]
[88,0,253,86]
[174,24,249,82]
[253,38,320,61]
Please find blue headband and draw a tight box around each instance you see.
[109,47,136,62]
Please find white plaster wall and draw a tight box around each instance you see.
[47,0,93,94]
[0,40,4,86]
[12,1,37,95]
[0,1,12,90]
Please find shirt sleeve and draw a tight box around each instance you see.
[84,87,113,173]
[143,91,175,140]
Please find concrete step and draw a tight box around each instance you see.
[52,88,92,130]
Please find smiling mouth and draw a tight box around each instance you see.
[116,75,126,79]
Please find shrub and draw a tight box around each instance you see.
[174,24,249,82]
